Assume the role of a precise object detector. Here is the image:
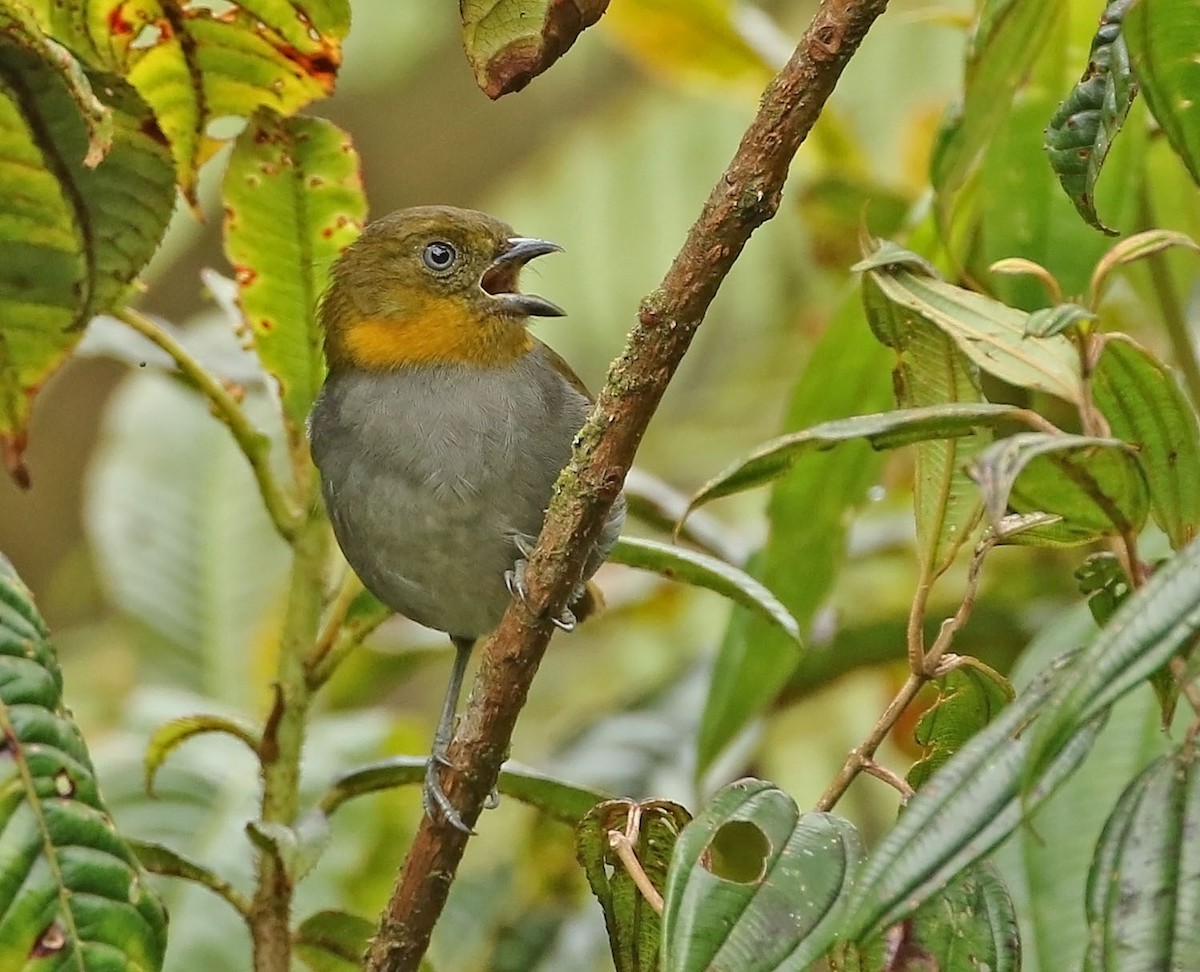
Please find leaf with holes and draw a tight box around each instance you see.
[1125,0,1200,185]
[660,779,862,972]
[0,555,168,969]
[578,799,691,972]
[1044,0,1137,234]
[126,0,348,200]
[0,5,175,486]
[223,108,364,443]
[461,0,609,98]
[1092,334,1200,549]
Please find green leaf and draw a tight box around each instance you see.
[1025,303,1097,338]
[862,273,991,577]
[1044,0,1137,235]
[623,468,748,565]
[0,555,168,970]
[123,0,348,200]
[223,108,365,444]
[683,403,1029,516]
[931,0,1050,207]
[1125,0,1200,185]
[460,0,609,98]
[128,838,250,918]
[840,650,1101,941]
[295,909,376,972]
[846,863,1021,972]
[968,432,1149,540]
[143,712,260,796]
[317,756,608,826]
[861,256,1085,404]
[577,799,691,972]
[1092,334,1200,549]
[907,662,1014,791]
[1084,748,1200,970]
[696,295,893,776]
[0,5,174,485]
[1027,536,1200,783]
[1075,552,1131,627]
[610,536,800,645]
[660,779,862,972]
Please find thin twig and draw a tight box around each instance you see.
[608,830,664,915]
[859,757,915,801]
[362,3,893,969]
[115,307,303,543]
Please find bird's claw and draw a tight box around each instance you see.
[504,558,529,603]
[423,755,474,835]
[551,606,576,631]
[484,786,500,810]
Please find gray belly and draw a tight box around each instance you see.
[309,353,603,639]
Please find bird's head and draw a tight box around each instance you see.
[320,205,564,371]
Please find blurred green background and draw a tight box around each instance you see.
[3,1,1162,968]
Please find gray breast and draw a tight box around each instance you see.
[308,347,619,639]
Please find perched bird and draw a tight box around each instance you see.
[308,206,625,832]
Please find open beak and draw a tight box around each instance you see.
[481,237,565,318]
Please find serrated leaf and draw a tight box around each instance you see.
[0,555,168,970]
[578,799,691,972]
[840,651,1102,942]
[861,255,1085,404]
[318,756,608,825]
[1125,0,1200,186]
[0,6,174,485]
[1044,0,1137,235]
[1084,748,1200,971]
[223,108,364,444]
[1092,334,1200,549]
[846,863,1021,972]
[683,403,1028,516]
[610,536,800,645]
[295,909,375,972]
[122,0,348,200]
[1027,536,1200,784]
[460,0,609,98]
[661,779,863,972]
[143,712,260,796]
[907,663,1014,791]
[968,432,1149,540]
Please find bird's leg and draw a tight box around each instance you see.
[424,635,476,834]
[504,535,579,631]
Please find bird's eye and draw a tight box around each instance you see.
[422,241,457,272]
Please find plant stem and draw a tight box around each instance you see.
[115,307,303,542]
[249,501,328,972]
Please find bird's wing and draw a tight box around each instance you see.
[534,337,594,402]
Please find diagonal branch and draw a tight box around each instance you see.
[364,1,892,968]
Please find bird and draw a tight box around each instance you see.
[308,205,625,832]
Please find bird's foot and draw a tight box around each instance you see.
[504,557,529,603]
[424,755,473,835]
